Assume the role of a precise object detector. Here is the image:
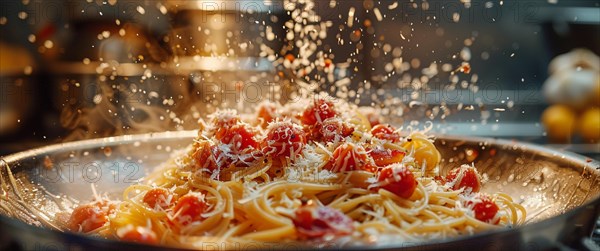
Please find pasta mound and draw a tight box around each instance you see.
[62,96,526,248]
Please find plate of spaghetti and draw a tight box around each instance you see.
[50,95,532,248]
[1,94,599,250]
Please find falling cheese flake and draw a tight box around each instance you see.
[452,13,460,22]
[348,7,355,27]
[44,40,54,49]
[18,11,28,20]
[374,8,383,21]
[137,6,146,15]
[158,4,168,15]
[24,66,32,75]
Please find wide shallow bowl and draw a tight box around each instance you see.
[1,131,599,251]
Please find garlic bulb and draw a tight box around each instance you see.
[548,48,600,74]
[543,49,600,109]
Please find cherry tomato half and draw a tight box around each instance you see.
[293,203,354,239]
[215,123,259,152]
[376,164,418,199]
[262,122,306,159]
[324,142,375,172]
[445,165,482,193]
[143,188,173,210]
[171,193,208,226]
[368,147,406,167]
[68,201,114,232]
[318,117,354,143]
[466,194,500,224]
[301,99,337,126]
[118,225,159,244]
[371,124,401,142]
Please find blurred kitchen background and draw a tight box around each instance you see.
[0,0,598,159]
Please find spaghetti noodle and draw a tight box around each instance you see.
[61,96,526,248]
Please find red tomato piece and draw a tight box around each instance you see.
[318,117,355,143]
[285,54,295,62]
[293,203,354,239]
[215,124,259,152]
[262,121,306,158]
[192,140,224,171]
[371,124,401,142]
[68,202,111,232]
[257,102,278,128]
[118,225,159,244]
[445,165,482,193]
[324,142,375,172]
[466,194,500,224]
[368,147,406,167]
[301,99,337,126]
[193,138,263,177]
[376,164,418,199]
[171,193,208,226]
[143,188,173,209]
[324,58,333,68]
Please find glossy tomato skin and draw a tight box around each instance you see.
[371,124,401,142]
[262,122,306,158]
[68,201,115,232]
[68,205,107,232]
[368,147,405,167]
[301,99,337,126]
[376,164,418,199]
[191,140,224,171]
[467,195,500,224]
[318,117,354,143]
[215,123,259,152]
[143,188,173,209]
[171,193,208,226]
[445,165,482,193]
[324,143,375,172]
[293,204,354,239]
[118,225,159,244]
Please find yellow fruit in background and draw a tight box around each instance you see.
[578,107,600,143]
[541,105,577,143]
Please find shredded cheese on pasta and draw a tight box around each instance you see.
[63,97,526,248]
